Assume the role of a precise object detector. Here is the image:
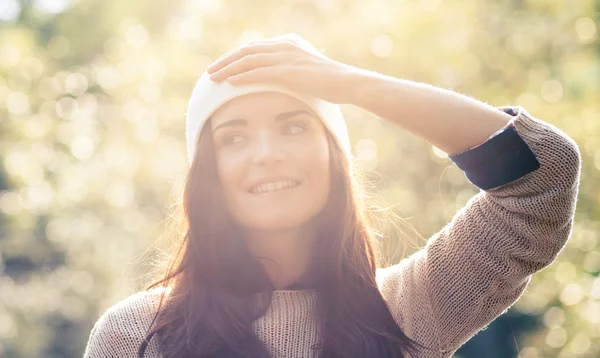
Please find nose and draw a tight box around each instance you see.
[251,132,285,165]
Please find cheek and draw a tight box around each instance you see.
[302,141,331,193]
[216,151,244,195]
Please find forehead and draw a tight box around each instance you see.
[210,92,313,127]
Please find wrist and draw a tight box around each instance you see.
[341,67,383,106]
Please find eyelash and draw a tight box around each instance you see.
[283,121,308,135]
[218,121,308,146]
[218,133,243,146]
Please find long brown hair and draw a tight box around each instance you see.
[138,116,425,357]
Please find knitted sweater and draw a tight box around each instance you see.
[83,106,581,357]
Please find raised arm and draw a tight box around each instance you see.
[347,69,520,156]
[367,95,581,354]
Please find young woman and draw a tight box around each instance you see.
[83,34,581,357]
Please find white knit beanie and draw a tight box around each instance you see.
[185,71,352,167]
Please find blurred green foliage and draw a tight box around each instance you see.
[0,0,599,357]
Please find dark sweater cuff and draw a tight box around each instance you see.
[449,108,541,190]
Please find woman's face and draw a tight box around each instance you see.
[210,92,331,232]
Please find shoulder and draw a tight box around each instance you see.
[83,287,168,357]
[108,287,167,319]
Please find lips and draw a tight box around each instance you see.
[248,179,301,194]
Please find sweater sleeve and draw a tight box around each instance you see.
[376,106,581,356]
[448,106,541,190]
[83,289,165,358]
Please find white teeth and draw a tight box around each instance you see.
[251,180,299,194]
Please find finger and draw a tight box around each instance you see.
[210,34,312,69]
[210,52,293,82]
[249,37,297,46]
[247,35,300,47]
[207,40,296,74]
[207,41,293,73]
[262,34,324,56]
[232,34,300,52]
[226,66,286,85]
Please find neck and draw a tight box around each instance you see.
[244,225,318,290]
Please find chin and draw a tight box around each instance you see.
[244,212,315,232]
[229,201,323,232]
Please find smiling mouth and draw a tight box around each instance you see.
[249,180,301,194]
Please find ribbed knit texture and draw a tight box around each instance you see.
[83,107,581,357]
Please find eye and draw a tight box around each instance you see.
[219,133,245,146]
[282,121,307,135]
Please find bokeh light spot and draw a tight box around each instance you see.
[560,283,584,306]
[545,327,567,348]
[543,306,566,328]
[56,96,78,120]
[371,35,394,58]
[570,332,591,355]
[6,91,29,114]
[34,0,71,14]
[65,72,89,96]
[575,17,597,44]
[126,24,149,48]
[0,0,21,22]
[355,138,378,170]
[555,261,577,283]
[541,79,563,102]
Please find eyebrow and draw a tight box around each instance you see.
[211,110,313,134]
